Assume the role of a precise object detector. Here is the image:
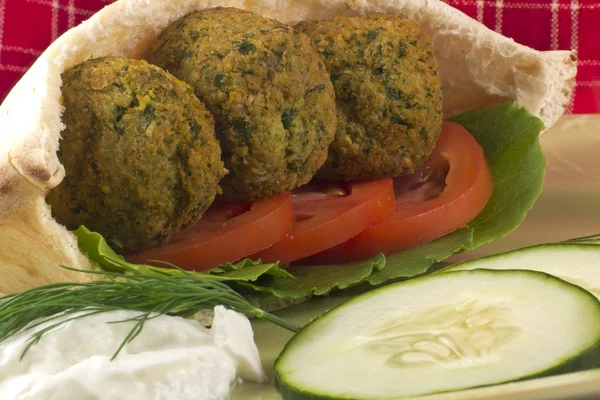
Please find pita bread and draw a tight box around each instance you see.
[0,0,576,294]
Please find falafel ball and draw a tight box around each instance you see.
[147,7,337,202]
[296,14,443,181]
[47,56,227,253]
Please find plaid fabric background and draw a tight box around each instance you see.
[0,0,598,113]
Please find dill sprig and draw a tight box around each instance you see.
[0,261,299,361]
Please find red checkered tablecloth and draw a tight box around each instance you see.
[0,0,598,113]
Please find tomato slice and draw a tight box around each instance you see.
[251,179,396,264]
[304,121,494,264]
[126,192,294,270]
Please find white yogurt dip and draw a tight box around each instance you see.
[0,306,266,400]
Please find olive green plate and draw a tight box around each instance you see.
[231,114,600,400]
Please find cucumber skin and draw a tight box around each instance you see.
[275,374,344,400]
[274,270,600,400]
[565,233,600,245]
[442,242,600,274]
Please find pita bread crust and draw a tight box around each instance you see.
[0,0,576,294]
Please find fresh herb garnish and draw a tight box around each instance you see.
[0,262,299,361]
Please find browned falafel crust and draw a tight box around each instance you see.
[48,56,226,253]
[148,7,337,202]
[296,14,443,181]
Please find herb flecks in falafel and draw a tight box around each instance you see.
[296,14,443,181]
[48,56,226,253]
[148,7,337,202]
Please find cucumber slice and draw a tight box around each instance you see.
[444,243,600,299]
[274,270,600,399]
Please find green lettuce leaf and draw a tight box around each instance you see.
[235,230,470,309]
[75,226,139,273]
[239,253,386,298]
[449,103,546,248]
[206,260,292,279]
[74,226,291,282]
[367,228,473,285]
